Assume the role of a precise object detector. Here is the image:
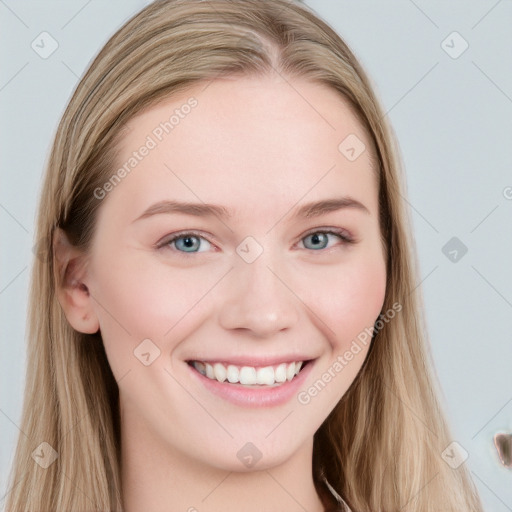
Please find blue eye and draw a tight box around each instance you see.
[162,233,211,253]
[301,230,352,250]
[158,228,353,255]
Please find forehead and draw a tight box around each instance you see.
[107,75,378,220]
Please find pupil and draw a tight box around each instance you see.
[307,233,327,250]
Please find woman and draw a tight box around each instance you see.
[6,0,483,510]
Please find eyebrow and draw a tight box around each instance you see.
[132,196,370,223]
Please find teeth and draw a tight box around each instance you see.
[286,362,296,381]
[191,360,305,386]
[239,366,257,385]
[213,362,227,382]
[226,365,239,383]
[275,363,287,383]
[193,361,206,376]
[256,366,274,385]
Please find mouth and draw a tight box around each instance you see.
[187,360,311,387]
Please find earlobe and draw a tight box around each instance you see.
[53,228,100,334]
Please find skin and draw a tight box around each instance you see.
[56,74,387,512]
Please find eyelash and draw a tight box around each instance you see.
[156,228,355,255]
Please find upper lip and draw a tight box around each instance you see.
[186,355,316,367]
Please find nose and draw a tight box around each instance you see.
[218,254,300,338]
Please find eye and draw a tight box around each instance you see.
[299,229,353,251]
[156,228,354,255]
[157,232,212,253]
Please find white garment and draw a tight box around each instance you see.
[323,477,353,512]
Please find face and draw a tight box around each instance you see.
[83,75,386,471]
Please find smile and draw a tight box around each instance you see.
[189,360,306,387]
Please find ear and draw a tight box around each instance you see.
[53,228,100,334]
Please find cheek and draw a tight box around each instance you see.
[301,251,386,349]
[294,253,386,410]
[88,252,222,375]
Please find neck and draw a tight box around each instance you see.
[120,404,327,512]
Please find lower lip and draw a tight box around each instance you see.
[187,361,314,408]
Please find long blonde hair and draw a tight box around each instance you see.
[6,1,483,510]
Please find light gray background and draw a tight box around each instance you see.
[1,1,511,510]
